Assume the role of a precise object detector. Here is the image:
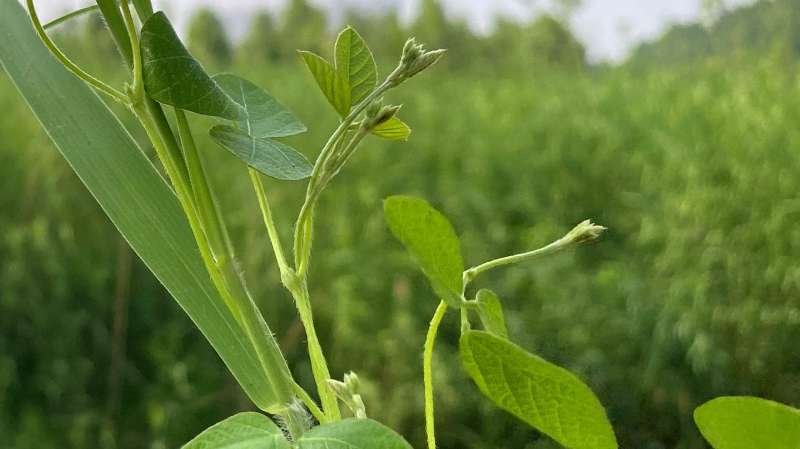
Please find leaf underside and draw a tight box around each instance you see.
[141,12,243,119]
[460,331,618,449]
[694,396,800,449]
[213,73,307,138]
[383,195,464,308]
[0,0,286,412]
[210,125,312,180]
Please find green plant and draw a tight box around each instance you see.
[1,1,798,449]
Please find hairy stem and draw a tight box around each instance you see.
[424,301,448,449]
[289,282,341,421]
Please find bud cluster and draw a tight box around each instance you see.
[388,38,446,87]
[326,372,367,419]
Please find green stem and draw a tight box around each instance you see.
[293,381,326,423]
[175,109,229,262]
[135,104,295,411]
[424,301,448,449]
[26,0,127,103]
[289,282,341,421]
[463,220,605,287]
[44,5,99,29]
[249,168,291,277]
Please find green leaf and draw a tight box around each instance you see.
[372,116,411,141]
[141,12,243,119]
[299,50,351,117]
[182,413,290,449]
[213,73,306,138]
[0,0,291,412]
[475,289,508,339]
[460,331,617,449]
[298,418,412,449]
[210,125,312,180]
[383,196,464,308]
[334,27,377,108]
[694,396,800,449]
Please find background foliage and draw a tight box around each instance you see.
[1,1,799,448]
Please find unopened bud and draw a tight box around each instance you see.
[565,219,607,244]
[363,101,401,130]
[390,38,446,86]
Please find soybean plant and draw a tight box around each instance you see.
[1,1,798,449]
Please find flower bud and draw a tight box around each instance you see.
[565,219,607,244]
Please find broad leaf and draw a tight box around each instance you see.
[210,126,312,180]
[383,196,464,308]
[334,27,377,108]
[372,116,411,141]
[298,418,412,449]
[475,289,508,339]
[460,331,617,449]
[141,12,243,119]
[694,396,800,449]
[299,50,350,117]
[213,73,306,138]
[0,1,291,412]
[183,413,289,449]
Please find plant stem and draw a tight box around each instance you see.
[293,381,326,423]
[249,168,291,277]
[135,104,295,411]
[26,0,127,103]
[44,5,99,30]
[424,301,448,449]
[289,282,341,421]
[463,220,605,287]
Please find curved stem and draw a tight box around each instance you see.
[424,301,448,449]
[26,0,127,103]
[44,5,99,30]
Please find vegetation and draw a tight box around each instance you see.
[1,1,799,449]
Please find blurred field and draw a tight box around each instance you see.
[2,1,800,449]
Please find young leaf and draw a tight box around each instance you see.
[460,331,618,449]
[383,196,464,308]
[210,125,312,180]
[372,116,411,141]
[213,74,307,138]
[298,418,412,449]
[0,0,293,412]
[299,50,351,117]
[183,413,289,449]
[141,12,243,120]
[475,289,508,339]
[694,396,800,449]
[334,27,378,108]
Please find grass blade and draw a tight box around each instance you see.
[0,0,287,412]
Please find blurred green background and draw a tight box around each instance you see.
[2,0,800,448]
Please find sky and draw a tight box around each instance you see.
[31,0,754,62]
